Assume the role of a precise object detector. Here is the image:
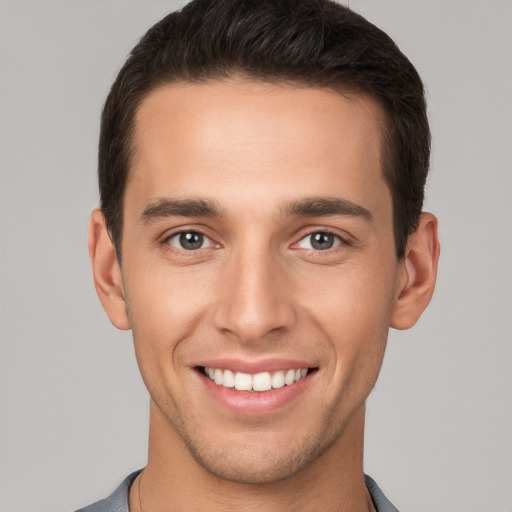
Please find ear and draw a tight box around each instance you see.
[391,213,440,330]
[88,209,130,330]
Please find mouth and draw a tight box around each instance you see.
[192,359,318,414]
[200,366,311,392]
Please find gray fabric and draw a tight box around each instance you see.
[76,471,399,512]
[75,471,140,512]
[365,474,401,512]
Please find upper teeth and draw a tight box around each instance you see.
[204,367,308,391]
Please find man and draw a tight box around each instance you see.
[80,0,439,510]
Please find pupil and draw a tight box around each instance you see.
[180,232,203,250]
[311,232,333,250]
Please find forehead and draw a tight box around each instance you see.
[127,80,390,219]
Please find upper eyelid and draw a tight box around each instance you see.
[293,227,351,244]
[294,231,344,248]
[159,225,352,247]
[161,228,217,249]
[161,225,215,241]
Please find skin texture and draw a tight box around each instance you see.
[89,80,439,511]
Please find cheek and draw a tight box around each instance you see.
[124,265,210,375]
[300,258,396,377]
[301,254,396,326]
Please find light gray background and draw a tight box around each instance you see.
[1,1,511,511]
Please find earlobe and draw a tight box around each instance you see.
[88,209,131,330]
[390,213,440,330]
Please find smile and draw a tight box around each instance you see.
[203,367,309,392]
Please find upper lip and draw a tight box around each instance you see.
[192,358,317,374]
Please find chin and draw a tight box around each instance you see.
[181,427,332,485]
[189,448,316,485]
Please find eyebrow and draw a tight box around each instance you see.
[282,197,372,221]
[139,196,372,224]
[140,198,225,224]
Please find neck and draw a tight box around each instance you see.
[130,401,374,512]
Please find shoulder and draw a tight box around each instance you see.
[365,474,401,512]
[75,470,141,512]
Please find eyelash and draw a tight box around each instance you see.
[293,230,347,252]
[164,230,216,251]
[161,228,350,254]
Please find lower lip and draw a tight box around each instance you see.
[198,370,314,415]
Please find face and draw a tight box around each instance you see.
[120,80,403,483]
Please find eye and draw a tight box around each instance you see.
[166,231,213,251]
[296,231,343,251]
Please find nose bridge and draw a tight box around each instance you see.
[213,239,295,342]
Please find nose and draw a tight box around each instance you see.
[212,246,297,343]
